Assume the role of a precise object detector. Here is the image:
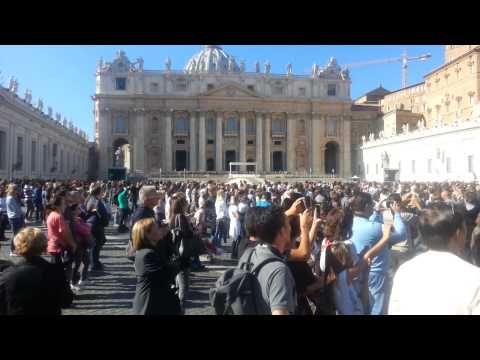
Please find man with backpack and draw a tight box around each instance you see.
[211,205,298,315]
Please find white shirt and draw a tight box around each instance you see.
[389,251,480,315]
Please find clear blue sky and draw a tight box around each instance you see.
[0,45,444,140]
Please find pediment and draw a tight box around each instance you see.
[202,83,261,98]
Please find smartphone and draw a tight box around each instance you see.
[303,196,312,209]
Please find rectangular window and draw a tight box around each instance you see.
[31,140,37,173]
[428,159,432,173]
[272,119,286,135]
[114,117,128,134]
[207,84,215,91]
[246,118,256,134]
[326,119,337,137]
[327,84,337,97]
[52,143,58,158]
[60,150,64,173]
[175,79,187,92]
[207,139,214,145]
[0,131,6,170]
[272,85,284,96]
[447,157,452,173]
[247,85,255,92]
[176,139,185,145]
[247,140,254,145]
[412,160,415,174]
[225,118,238,133]
[115,77,127,90]
[175,118,189,134]
[16,136,24,170]
[274,140,282,146]
[150,82,159,93]
[298,87,306,96]
[43,144,48,173]
[468,155,474,173]
[206,118,216,135]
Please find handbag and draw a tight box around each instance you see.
[126,240,136,262]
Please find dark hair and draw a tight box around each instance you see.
[351,192,373,213]
[244,207,262,238]
[287,214,301,241]
[418,203,466,251]
[254,205,286,245]
[324,208,344,240]
[45,193,65,220]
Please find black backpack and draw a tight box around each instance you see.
[209,247,283,315]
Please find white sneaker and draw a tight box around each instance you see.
[70,284,81,294]
[78,279,89,287]
[9,251,19,257]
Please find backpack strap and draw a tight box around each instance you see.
[251,256,284,276]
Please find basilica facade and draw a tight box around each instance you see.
[0,80,90,180]
[94,45,379,179]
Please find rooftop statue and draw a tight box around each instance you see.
[264,61,271,75]
[287,62,293,76]
[165,57,172,71]
[255,61,260,73]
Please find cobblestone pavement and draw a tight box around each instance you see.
[0,221,236,315]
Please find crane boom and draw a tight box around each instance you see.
[341,50,432,88]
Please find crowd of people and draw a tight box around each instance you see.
[1,177,480,315]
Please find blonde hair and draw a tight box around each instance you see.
[138,186,158,205]
[14,227,47,258]
[132,218,157,251]
[6,183,18,196]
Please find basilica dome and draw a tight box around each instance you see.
[184,45,240,74]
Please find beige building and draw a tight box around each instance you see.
[94,46,380,179]
[0,81,90,180]
[379,45,480,133]
[361,45,480,182]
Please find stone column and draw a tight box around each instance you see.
[312,113,322,175]
[255,112,264,173]
[189,111,197,171]
[216,112,223,171]
[198,112,206,172]
[264,113,271,172]
[97,103,110,179]
[342,116,351,178]
[164,110,173,172]
[287,114,296,173]
[134,109,146,176]
[240,113,247,171]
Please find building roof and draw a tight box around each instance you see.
[424,46,480,78]
[354,85,390,102]
[382,81,425,96]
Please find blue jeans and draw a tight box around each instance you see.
[368,271,390,315]
[9,217,25,252]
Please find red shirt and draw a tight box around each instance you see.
[47,211,69,253]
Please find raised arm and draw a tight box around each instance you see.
[388,202,407,245]
[288,209,314,262]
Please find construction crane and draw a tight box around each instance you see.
[342,49,432,89]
